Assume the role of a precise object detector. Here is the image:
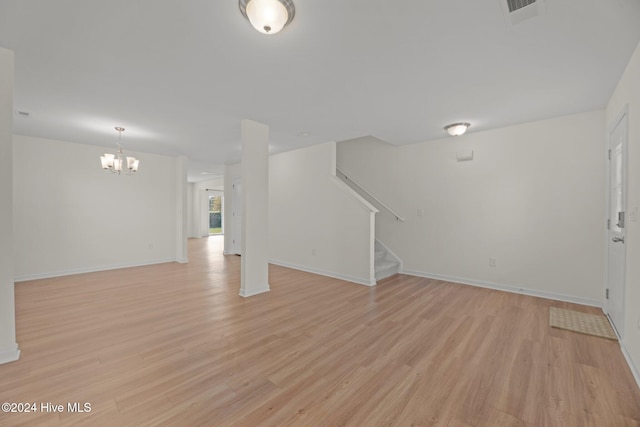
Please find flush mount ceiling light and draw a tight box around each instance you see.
[444,122,470,137]
[239,0,295,35]
[100,127,140,175]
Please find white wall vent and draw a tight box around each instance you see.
[507,0,536,13]
[501,0,545,26]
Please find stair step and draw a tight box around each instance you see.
[375,259,400,281]
[374,240,401,282]
[375,259,399,271]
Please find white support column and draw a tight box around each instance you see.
[240,119,270,297]
[0,47,19,364]
[175,155,188,263]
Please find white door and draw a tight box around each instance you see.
[606,111,627,336]
[231,178,242,255]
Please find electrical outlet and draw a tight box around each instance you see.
[417,208,424,217]
[489,257,497,268]
[311,248,317,256]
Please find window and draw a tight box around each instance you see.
[209,195,223,235]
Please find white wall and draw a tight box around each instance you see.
[0,47,19,364]
[269,142,376,285]
[188,181,205,239]
[175,155,188,263]
[187,183,197,238]
[338,110,606,304]
[607,40,640,385]
[13,135,182,280]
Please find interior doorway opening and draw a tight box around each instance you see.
[209,194,223,235]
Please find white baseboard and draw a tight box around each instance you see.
[402,269,601,307]
[239,286,270,298]
[0,344,20,365]
[270,259,376,287]
[14,258,179,282]
[620,339,640,391]
[176,257,189,264]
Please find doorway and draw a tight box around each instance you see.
[209,194,223,235]
[606,108,628,336]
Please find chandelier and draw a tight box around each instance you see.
[100,127,140,175]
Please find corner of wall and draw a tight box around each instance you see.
[268,143,375,285]
[0,47,18,365]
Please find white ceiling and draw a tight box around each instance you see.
[1,0,640,183]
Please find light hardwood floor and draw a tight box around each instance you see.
[1,236,639,426]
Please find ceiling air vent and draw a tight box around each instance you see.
[507,0,536,13]
[501,0,544,26]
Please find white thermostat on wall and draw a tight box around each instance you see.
[456,150,474,162]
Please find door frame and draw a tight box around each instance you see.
[207,192,224,235]
[231,177,242,255]
[603,105,628,335]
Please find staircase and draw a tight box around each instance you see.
[334,168,403,283]
[375,240,401,281]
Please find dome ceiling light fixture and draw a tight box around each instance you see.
[239,0,295,35]
[444,122,471,137]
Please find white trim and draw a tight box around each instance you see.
[14,258,178,282]
[402,269,601,307]
[602,119,610,313]
[620,338,640,391]
[270,259,376,287]
[0,344,20,365]
[603,105,629,331]
[239,286,270,298]
[368,212,376,284]
[176,257,189,264]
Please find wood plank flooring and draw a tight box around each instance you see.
[1,236,639,426]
